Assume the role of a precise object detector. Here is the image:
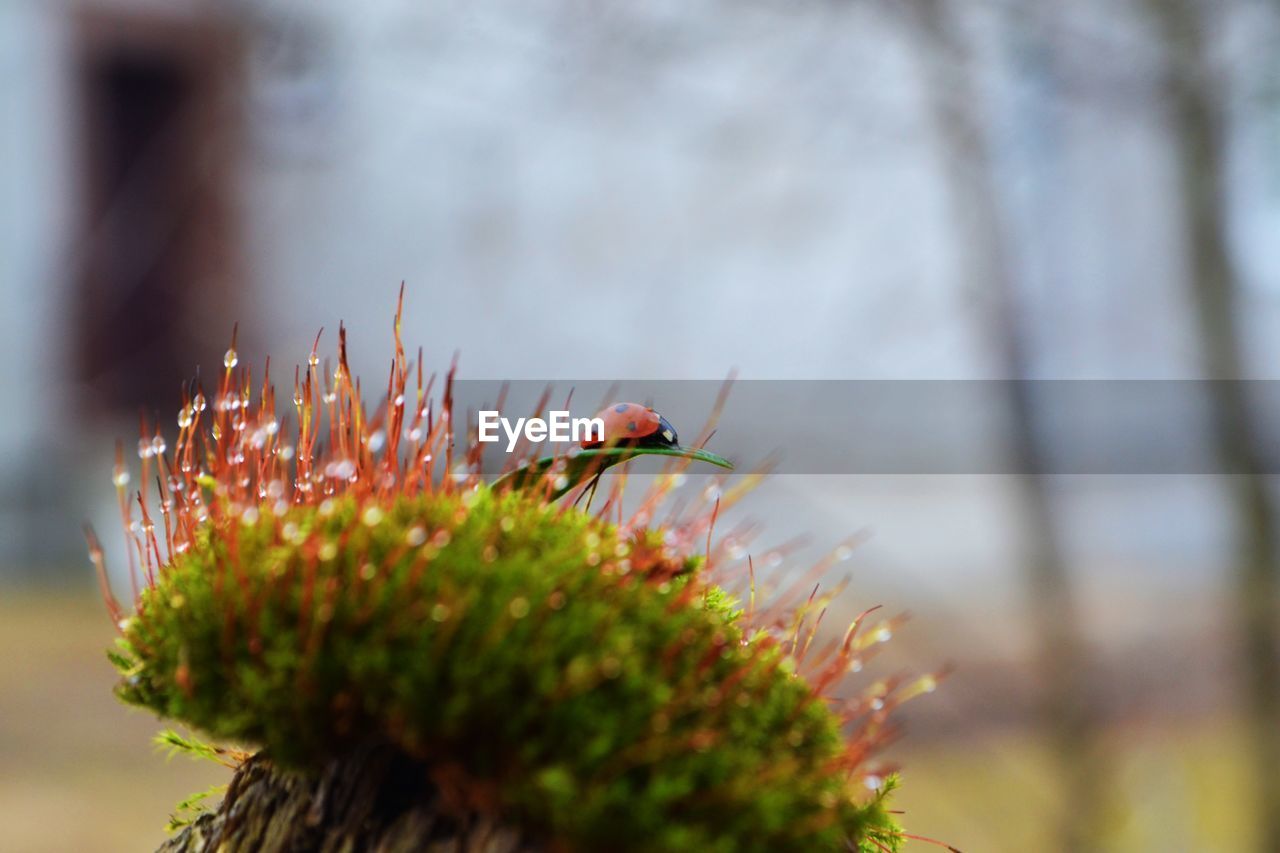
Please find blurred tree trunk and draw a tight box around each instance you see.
[899,2,1111,849]
[1141,1,1280,849]
[159,746,538,853]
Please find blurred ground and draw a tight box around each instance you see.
[0,589,226,853]
[0,587,1255,853]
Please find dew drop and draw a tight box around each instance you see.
[224,348,238,369]
[325,460,357,480]
[835,544,854,562]
[177,407,194,429]
[308,352,319,367]
[113,468,131,487]
[193,393,207,412]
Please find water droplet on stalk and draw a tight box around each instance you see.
[325,459,356,480]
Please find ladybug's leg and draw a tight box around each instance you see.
[573,471,603,511]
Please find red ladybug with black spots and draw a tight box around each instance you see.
[581,402,679,450]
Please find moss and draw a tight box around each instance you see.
[112,486,899,852]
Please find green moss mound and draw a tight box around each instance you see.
[112,487,899,852]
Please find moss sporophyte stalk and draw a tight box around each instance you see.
[91,294,947,852]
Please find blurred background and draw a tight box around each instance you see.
[3,0,1280,850]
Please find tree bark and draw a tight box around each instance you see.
[159,745,540,853]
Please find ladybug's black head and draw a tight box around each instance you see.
[648,414,678,448]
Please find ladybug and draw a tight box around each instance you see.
[581,402,679,450]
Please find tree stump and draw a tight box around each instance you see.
[158,744,540,853]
